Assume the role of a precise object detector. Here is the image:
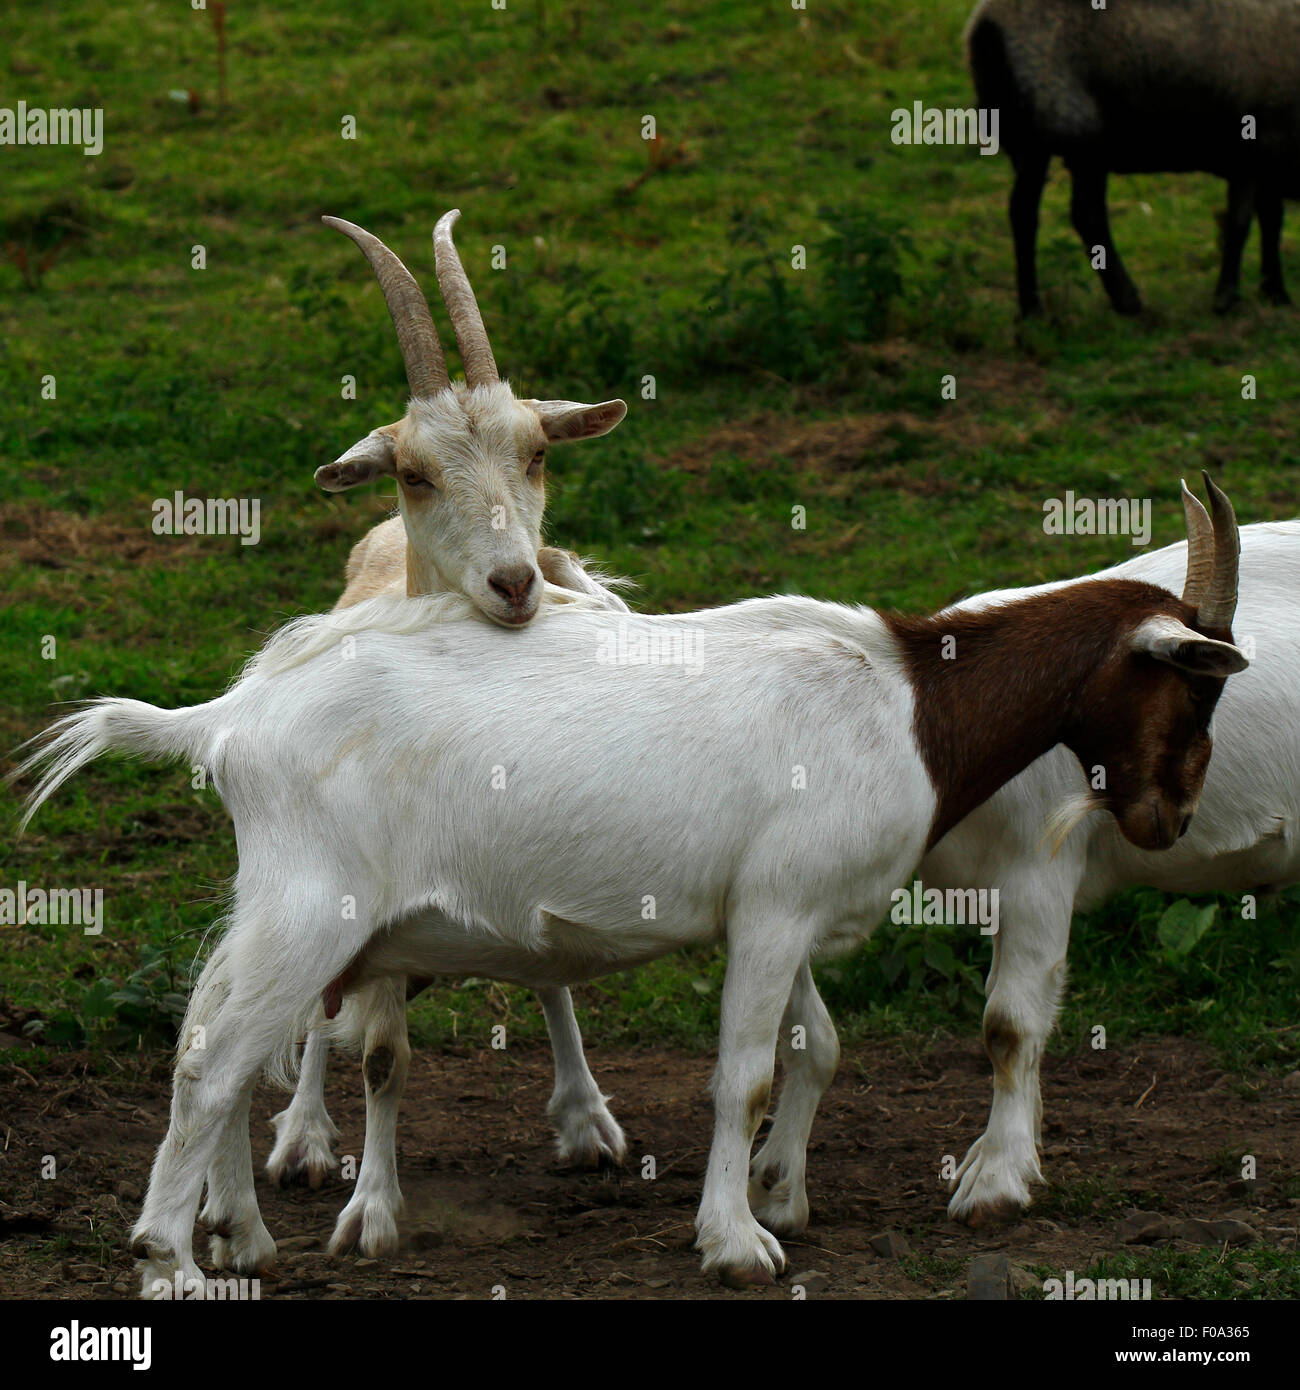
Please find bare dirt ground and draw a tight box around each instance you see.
[1,1036,1297,1300]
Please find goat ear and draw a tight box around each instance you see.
[315,426,399,492]
[1131,616,1249,676]
[526,398,628,443]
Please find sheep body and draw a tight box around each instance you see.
[967,0,1300,313]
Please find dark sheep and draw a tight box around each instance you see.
[966,0,1300,315]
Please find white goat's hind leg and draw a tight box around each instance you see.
[540,987,626,1168]
[132,903,359,1299]
[133,948,303,1297]
[948,872,1072,1226]
[201,1081,279,1275]
[329,977,410,1258]
[695,913,808,1287]
[748,962,840,1237]
[266,1028,340,1187]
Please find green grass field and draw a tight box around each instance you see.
[2,0,1298,1071]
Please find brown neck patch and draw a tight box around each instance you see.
[882,579,1193,848]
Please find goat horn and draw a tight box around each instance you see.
[322,216,449,399]
[1198,470,1240,630]
[1179,477,1214,610]
[433,209,499,388]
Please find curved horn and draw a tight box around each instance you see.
[433,209,499,387]
[322,216,448,399]
[1179,477,1214,610]
[1198,470,1240,630]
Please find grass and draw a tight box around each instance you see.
[1026,1247,1300,1301]
[2,0,1300,1067]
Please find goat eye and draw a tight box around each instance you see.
[401,471,432,489]
[527,449,546,477]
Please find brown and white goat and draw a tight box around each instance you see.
[19,481,1248,1292]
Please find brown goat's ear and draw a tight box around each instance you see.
[315,425,399,491]
[526,399,628,442]
[1131,616,1249,676]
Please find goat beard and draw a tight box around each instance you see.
[1040,789,1105,859]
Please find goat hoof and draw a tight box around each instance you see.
[130,1235,168,1262]
[719,1261,776,1290]
[963,1194,1024,1230]
[268,1141,336,1189]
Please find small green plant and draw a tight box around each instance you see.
[36,945,190,1050]
[685,203,908,381]
[817,919,987,1023]
[1155,897,1218,966]
[1,196,88,290]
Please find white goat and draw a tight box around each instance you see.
[932,516,1300,1225]
[18,481,1247,1294]
[268,212,631,1222]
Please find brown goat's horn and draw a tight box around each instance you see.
[433,209,499,388]
[1179,477,1214,611]
[322,216,449,400]
[1198,470,1240,630]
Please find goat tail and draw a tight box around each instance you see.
[13,697,210,832]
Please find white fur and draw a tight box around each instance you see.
[935,521,1300,1223]
[20,560,1232,1290]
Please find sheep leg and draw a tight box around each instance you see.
[747,961,840,1238]
[539,987,627,1167]
[1009,148,1049,318]
[1214,177,1255,314]
[1068,161,1142,315]
[1257,185,1291,306]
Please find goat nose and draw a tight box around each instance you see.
[488,565,536,605]
[1178,813,1193,839]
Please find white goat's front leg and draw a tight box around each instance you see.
[948,869,1073,1226]
[748,962,840,1237]
[266,1027,340,1187]
[539,987,626,1167]
[329,977,411,1258]
[696,915,808,1287]
[201,1082,279,1276]
[537,546,630,612]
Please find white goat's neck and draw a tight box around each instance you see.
[404,536,445,597]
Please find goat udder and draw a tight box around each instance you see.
[322,964,359,1019]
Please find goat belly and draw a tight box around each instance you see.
[356,906,682,990]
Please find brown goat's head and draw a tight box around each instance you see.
[1064,475,1247,852]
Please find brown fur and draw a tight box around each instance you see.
[982,1009,1021,1089]
[883,580,1232,849]
[746,1081,772,1138]
[364,1045,396,1094]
